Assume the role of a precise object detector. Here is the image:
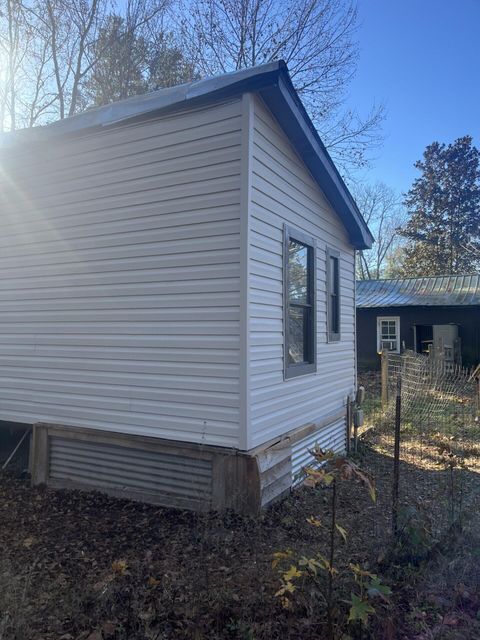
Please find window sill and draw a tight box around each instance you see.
[328,333,341,343]
[284,363,317,380]
[377,349,400,355]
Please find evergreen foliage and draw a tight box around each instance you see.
[83,16,197,107]
[400,136,480,276]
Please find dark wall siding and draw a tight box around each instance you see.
[357,306,480,371]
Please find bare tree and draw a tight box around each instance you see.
[178,0,384,172]
[23,31,56,127]
[466,243,480,260]
[353,182,405,280]
[0,0,172,128]
[22,0,109,119]
[0,0,34,130]
[1,0,383,164]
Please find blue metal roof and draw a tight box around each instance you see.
[357,274,480,307]
[0,61,373,250]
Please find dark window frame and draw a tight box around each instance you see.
[326,247,341,342]
[283,225,317,380]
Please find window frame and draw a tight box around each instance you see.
[376,316,401,354]
[326,247,341,342]
[283,225,317,380]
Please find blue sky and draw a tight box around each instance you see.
[348,0,480,196]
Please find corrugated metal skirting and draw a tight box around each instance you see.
[49,436,213,509]
[291,417,346,484]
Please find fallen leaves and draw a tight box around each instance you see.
[0,422,478,640]
[306,516,322,527]
[22,536,36,548]
[111,559,128,576]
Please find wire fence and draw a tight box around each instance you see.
[359,351,480,546]
[385,350,479,431]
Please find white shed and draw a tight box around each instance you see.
[0,61,372,513]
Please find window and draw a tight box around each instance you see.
[377,316,400,353]
[326,248,341,341]
[284,226,316,379]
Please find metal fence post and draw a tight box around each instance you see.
[381,348,389,409]
[392,375,402,538]
[353,406,358,454]
[476,377,480,414]
[346,395,351,454]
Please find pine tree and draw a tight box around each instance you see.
[400,136,480,276]
[82,16,197,108]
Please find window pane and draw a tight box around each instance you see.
[330,294,338,333]
[285,229,316,375]
[379,319,398,352]
[381,320,397,340]
[327,254,340,337]
[381,339,397,351]
[288,305,308,364]
[329,256,338,295]
[288,240,308,304]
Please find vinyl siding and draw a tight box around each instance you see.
[291,417,347,484]
[0,100,242,447]
[247,96,355,449]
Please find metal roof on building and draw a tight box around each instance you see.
[0,60,373,250]
[356,274,480,308]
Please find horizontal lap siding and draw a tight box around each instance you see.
[291,417,346,484]
[248,97,355,448]
[0,100,242,447]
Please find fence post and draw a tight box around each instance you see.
[353,404,359,454]
[392,375,402,538]
[381,348,389,409]
[346,395,351,454]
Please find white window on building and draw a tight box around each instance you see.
[377,316,400,353]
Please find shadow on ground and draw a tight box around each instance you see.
[0,427,478,639]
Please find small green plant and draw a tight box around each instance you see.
[272,551,303,609]
[437,443,467,527]
[273,448,388,639]
[225,618,255,639]
[399,504,434,558]
[348,563,391,626]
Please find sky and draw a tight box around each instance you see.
[348,0,480,196]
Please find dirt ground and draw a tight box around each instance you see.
[0,388,479,639]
